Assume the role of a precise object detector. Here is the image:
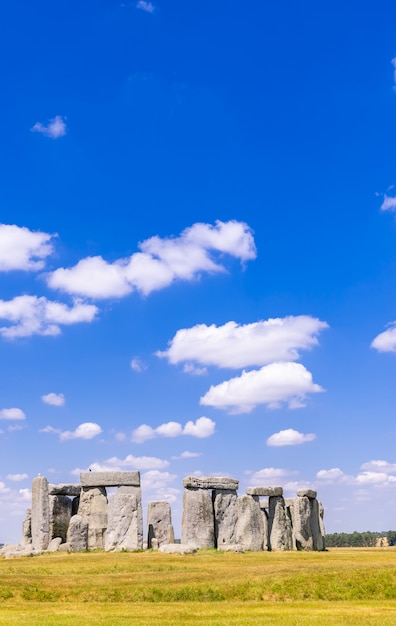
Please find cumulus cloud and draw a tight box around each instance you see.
[249,467,297,486]
[371,323,396,352]
[0,295,98,339]
[266,428,316,447]
[41,392,65,406]
[158,316,328,370]
[41,422,102,441]
[0,408,26,421]
[380,194,396,212]
[31,115,67,139]
[361,459,396,473]
[131,416,215,443]
[73,454,169,473]
[355,471,396,485]
[171,451,203,460]
[6,473,28,481]
[0,224,55,272]
[47,220,256,299]
[183,363,208,376]
[316,468,347,483]
[200,362,323,414]
[130,357,147,373]
[136,0,155,11]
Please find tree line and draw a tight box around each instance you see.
[325,531,396,547]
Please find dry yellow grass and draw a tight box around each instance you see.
[0,547,396,624]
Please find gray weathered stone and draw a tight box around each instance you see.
[21,508,32,546]
[213,489,238,547]
[105,493,139,552]
[159,543,197,554]
[297,489,317,499]
[78,486,108,549]
[183,476,239,490]
[235,495,264,551]
[310,499,325,551]
[217,543,244,552]
[49,495,72,543]
[80,471,140,487]
[147,501,172,548]
[151,538,159,550]
[290,496,313,550]
[181,488,215,548]
[31,476,50,551]
[47,537,62,552]
[118,485,143,549]
[268,496,293,551]
[48,484,81,497]
[67,514,88,552]
[260,505,269,551]
[246,486,283,497]
[318,501,326,550]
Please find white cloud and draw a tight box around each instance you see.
[380,194,396,212]
[42,422,102,441]
[171,451,203,460]
[200,362,323,414]
[183,363,208,376]
[361,460,396,473]
[316,468,347,483]
[74,454,169,473]
[47,220,256,299]
[249,467,296,486]
[0,295,98,339]
[371,323,396,352]
[0,224,55,271]
[355,471,396,485]
[136,0,155,12]
[41,393,65,406]
[131,416,216,443]
[31,115,67,139]
[6,473,28,482]
[141,470,177,492]
[158,316,328,369]
[0,408,26,421]
[130,357,147,373]
[8,424,23,432]
[266,428,316,447]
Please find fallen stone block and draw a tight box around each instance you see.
[159,543,197,554]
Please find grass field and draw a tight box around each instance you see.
[1,547,396,624]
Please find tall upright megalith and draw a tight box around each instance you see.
[31,476,50,551]
[147,501,172,548]
[235,495,264,551]
[182,488,215,548]
[213,489,238,547]
[105,494,139,551]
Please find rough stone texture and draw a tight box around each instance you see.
[105,493,139,552]
[297,489,317,499]
[78,486,108,549]
[235,495,264,551]
[319,501,326,550]
[80,471,140,487]
[31,476,50,551]
[268,496,293,551]
[181,488,215,548]
[147,501,172,548]
[310,499,325,551]
[151,538,159,550]
[21,508,32,546]
[167,524,175,544]
[49,495,72,543]
[48,484,81,497]
[291,496,313,550]
[67,514,88,552]
[72,496,80,517]
[118,485,143,549]
[217,543,244,552]
[260,505,269,551]
[213,489,238,547]
[47,537,62,552]
[183,476,239,491]
[159,543,197,554]
[246,486,283,497]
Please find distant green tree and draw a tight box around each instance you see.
[386,531,396,546]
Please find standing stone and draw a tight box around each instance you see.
[268,496,293,551]
[105,494,139,552]
[31,476,50,551]
[118,485,143,549]
[291,496,313,550]
[49,495,72,543]
[147,501,172,548]
[213,489,238,547]
[167,524,175,544]
[260,505,269,551]
[78,486,108,549]
[67,514,88,552]
[310,499,325,551]
[21,508,32,546]
[181,488,215,548]
[319,501,326,549]
[235,495,264,551]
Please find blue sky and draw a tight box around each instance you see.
[1,0,396,544]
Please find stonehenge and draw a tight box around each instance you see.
[1,471,325,556]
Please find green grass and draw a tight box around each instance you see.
[0,548,396,624]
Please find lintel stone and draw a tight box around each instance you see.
[183,475,239,490]
[246,487,283,497]
[48,484,81,497]
[80,471,140,487]
[297,489,317,499]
